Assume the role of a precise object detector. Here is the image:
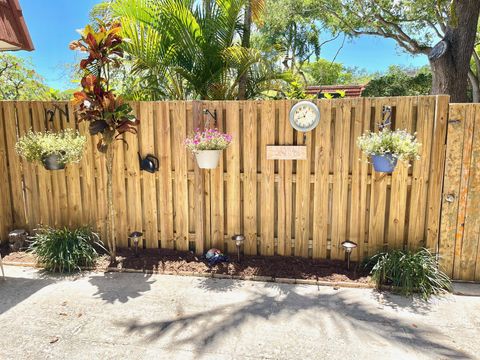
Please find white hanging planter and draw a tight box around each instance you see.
[195,150,222,169]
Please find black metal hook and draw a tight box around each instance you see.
[45,104,69,123]
[203,109,217,127]
[378,106,392,130]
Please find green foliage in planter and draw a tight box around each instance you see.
[16,129,86,165]
[357,128,420,161]
[363,248,452,299]
[28,227,105,273]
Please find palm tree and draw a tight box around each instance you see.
[107,0,267,100]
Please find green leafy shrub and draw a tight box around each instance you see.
[363,248,452,299]
[28,227,105,273]
[357,128,420,162]
[362,66,432,97]
[16,129,86,166]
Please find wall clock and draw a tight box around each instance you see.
[289,101,320,132]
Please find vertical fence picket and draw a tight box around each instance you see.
[260,101,275,256]
[64,103,83,228]
[388,97,414,249]
[243,101,257,255]
[225,102,241,250]
[0,103,13,240]
[76,112,97,229]
[368,99,389,255]
[348,98,368,260]
[52,103,69,226]
[124,102,142,242]
[16,102,41,229]
[209,101,225,250]
[282,100,294,256]
[426,95,449,251]
[192,101,205,254]
[3,102,26,229]
[409,96,435,249]
[31,102,53,227]
[277,100,292,256]
[155,102,174,249]
[172,101,189,251]
[139,102,158,249]
[312,99,331,259]
[294,113,312,258]
[331,100,352,259]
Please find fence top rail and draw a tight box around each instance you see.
[0,95,447,105]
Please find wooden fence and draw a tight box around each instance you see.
[0,96,479,280]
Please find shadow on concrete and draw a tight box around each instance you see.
[0,275,54,315]
[116,281,470,359]
[195,277,241,292]
[89,272,155,304]
[371,290,439,315]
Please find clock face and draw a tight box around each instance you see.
[289,101,320,132]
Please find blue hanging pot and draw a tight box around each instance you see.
[371,153,398,173]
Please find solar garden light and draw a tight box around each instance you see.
[341,240,357,270]
[231,234,245,262]
[129,231,143,257]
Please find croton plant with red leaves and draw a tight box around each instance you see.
[70,21,139,260]
[70,21,139,152]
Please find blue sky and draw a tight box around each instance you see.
[15,0,428,90]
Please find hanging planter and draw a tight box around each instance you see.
[357,128,420,173]
[195,150,222,169]
[185,128,232,169]
[16,129,86,170]
[371,153,398,173]
[42,153,66,170]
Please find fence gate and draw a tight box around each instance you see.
[439,103,480,281]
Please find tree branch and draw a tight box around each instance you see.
[374,13,431,54]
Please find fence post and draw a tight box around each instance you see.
[193,101,205,255]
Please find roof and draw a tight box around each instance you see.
[306,84,366,98]
[0,0,33,51]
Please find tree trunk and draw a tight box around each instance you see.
[429,0,480,102]
[238,2,252,100]
[105,143,116,262]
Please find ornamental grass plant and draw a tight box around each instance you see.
[363,248,452,300]
[28,227,105,273]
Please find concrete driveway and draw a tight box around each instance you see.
[1,266,479,360]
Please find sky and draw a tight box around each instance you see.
[15,0,428,91]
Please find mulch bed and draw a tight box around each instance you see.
[1,246,370,283]
[112,248,370,283]
[0,247,36,264]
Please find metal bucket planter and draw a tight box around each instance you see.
[42,153,65,170]
[195,150,221,169]
[371,153,398,173]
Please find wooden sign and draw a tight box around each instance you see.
[266,145,307,160]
